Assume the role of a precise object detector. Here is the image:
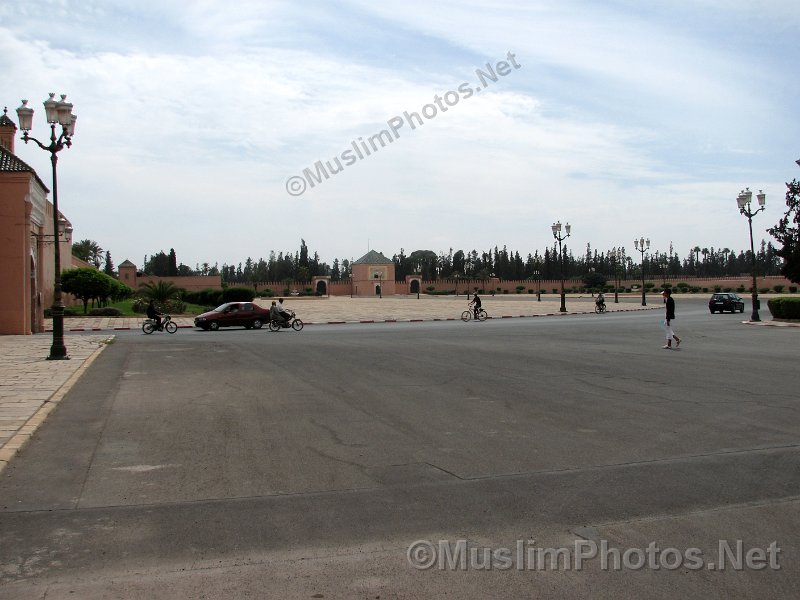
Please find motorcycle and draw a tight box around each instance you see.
[143,314,178,334]
[268,311,304,332]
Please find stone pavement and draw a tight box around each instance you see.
[48,294,655,331]
[3,294,794,475]
[0,335,111,475]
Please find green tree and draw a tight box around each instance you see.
[168,248,178,276]
[62,267,130,313]
[768,177,800,284]
[103,250,115,276]
[144,251,171,276]
[582,271,607,290]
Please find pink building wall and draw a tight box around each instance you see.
[117,261,222,292]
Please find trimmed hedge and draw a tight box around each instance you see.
[222,286,256,302]
[182,288,223,307]
[132,297,187,314]
[767,297,800,320]
[45,306,81,317]
[88,307,123,317]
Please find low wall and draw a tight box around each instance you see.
[237,275,795,298]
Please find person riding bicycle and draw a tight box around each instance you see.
[596,291,606,310]
[469,292,482,319]
[146,300,163,330]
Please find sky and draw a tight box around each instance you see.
[2,0,799,270]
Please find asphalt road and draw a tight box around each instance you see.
[1,302,798,599]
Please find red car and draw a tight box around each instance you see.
[194,302,271,331]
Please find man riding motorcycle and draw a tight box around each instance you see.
[269,300,295,327]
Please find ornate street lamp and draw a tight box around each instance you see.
[31,217,73,245]
[736,188,766,321]
[609,247,624,303]
[533,269,541,301]
[17,94,77,360]
[633,237,650,306]
[551,221,571,312]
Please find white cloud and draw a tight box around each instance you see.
[1,0,797,269]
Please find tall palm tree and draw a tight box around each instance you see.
[72,239,104,268]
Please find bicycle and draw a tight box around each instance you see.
[143,314,178,334]
[594,302,607,314]
[461,307,488,322]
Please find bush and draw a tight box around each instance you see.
[132,297,186,314]
[737,286,745,293]
[222,287,256,302]
[45,306,81,317]
[790,286,798,293]
[702,288,708,293]
[759,288,770,294]
[723,287,732,292]
[256,289,274,298]
[183,288,223,306]
[714,286,721,292]
[88,307,123,317]
[676,282,689,290]
[516,285,525,294]
[644,282,655,290]
[768,297,800,319]
[773,285,785,293]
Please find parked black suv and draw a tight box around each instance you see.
[708,293,745,314]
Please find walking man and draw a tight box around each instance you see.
[662,288,681,349]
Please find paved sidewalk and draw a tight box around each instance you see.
[0,335,112,475]
[48,295,658,331]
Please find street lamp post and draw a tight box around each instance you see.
[737,188,766,322]
[633,237,650,306]
[610,247,623,304]
[16,94,77,360]
[533,269,541,301]
[551,221,571,312]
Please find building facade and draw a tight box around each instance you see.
[0,108,72,335]
[351,250,396,296]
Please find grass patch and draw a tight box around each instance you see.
[102,299,208,317]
